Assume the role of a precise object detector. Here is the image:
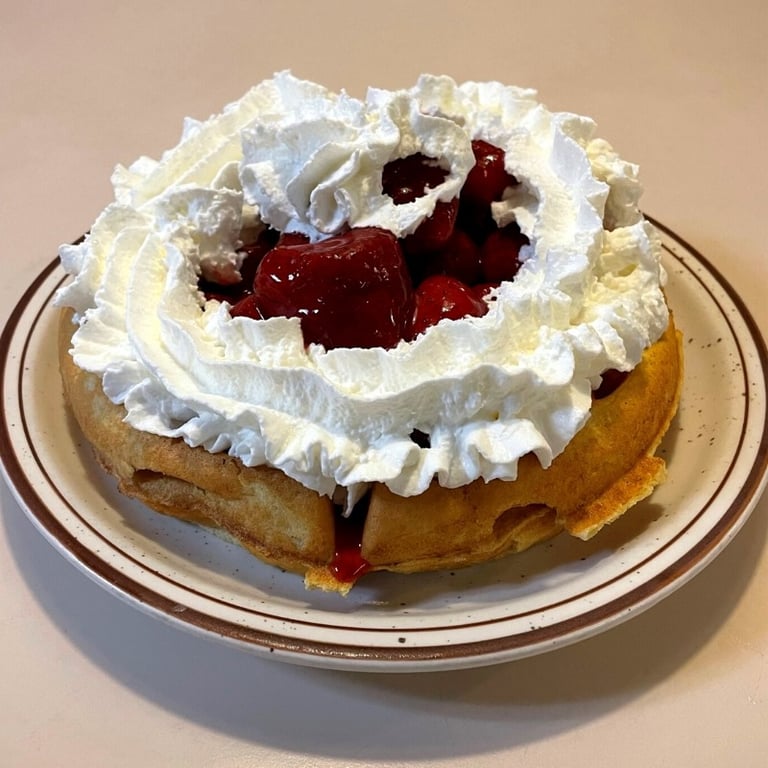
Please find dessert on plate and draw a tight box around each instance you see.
[56,72,683,593]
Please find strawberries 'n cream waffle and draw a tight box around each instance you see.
[56,73,681,592]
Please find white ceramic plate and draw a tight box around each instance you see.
[2,220,767,672]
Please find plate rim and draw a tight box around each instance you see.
[1,219,767,671]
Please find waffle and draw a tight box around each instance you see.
[59,307,682,593]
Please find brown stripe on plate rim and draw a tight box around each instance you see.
[1,224,766,665]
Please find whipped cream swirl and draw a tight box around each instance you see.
[56,72,668,507]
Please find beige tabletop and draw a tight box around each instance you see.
[2,1,767,766]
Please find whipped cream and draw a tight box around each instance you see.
[56,72,668,507]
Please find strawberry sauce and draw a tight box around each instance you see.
[200,143,529,351]
[329,508,371,583]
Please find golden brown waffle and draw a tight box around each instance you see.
[59,307,682,593]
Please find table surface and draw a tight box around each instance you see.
[2,2,766,766]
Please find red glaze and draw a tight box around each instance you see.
[229,292,263,320]
[458,139,519,243]
[463,139,518,207]
[593,369,629,399]
[419,228,482,285]
[382,153,448,204]
[479,224,528,283]
[198,141,531,350]
[409,274,488,339]
[252,227,414,350]
[277,231,311,247]
[472,282,500,301]
[329,511,371,583]
[382,153,457,255]
[401,198,458,256]
[199,229,276,303]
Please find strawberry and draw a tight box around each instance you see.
[458,139,519,243]
[252,227,413,349]
[417,228,482,285]
[463,139,517,208]
[401,199,459,256]
[199,229,276,303]
[382,153,447,204]
[229,292,263,320]
[479,223,527,283]
[409,274,488,339]
[382,153,457,255]
[201,141,527,349]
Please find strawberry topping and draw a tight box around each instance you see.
[252,227,413,350]
[202,141,530,348]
